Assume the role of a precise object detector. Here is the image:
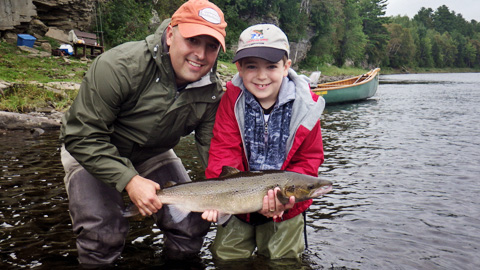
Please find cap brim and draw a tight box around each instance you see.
[232,47,286,63]
[178,23,226,52]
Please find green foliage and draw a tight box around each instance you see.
[358,0,390,66]
[0,83,77,113]
[152,0,186,21]
[385,23,416,68]
[211,0,249,46]
[336,0,367,66]
[304,0,342,66]
[278,0,308,42]
[414,7,434,28]
[100,0,152,47]
[414,24,434,67]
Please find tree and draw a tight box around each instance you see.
[413,7,434,29]
[336,0,367,66]
[278,0,308,42]
[358,0,390,66]
[385,23,416,68]
[414,24,434,67]
[432,5,457,34]
[430,32,458,67]
[301,0,342,68]
[464,40,477,67]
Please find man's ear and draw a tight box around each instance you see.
[166,25,174,46]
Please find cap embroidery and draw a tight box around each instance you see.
[198,8,221,24]
[247,29,268,45]
[251,30,264,39]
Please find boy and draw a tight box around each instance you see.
[202,24,326,260]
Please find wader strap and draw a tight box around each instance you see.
[303,211,308,249]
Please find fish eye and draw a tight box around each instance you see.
[307,184,315,190]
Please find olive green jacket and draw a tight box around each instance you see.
[60,19,224,192]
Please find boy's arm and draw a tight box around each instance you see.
[205,87,247,178]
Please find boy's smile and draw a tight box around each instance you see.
[237,57,291,109]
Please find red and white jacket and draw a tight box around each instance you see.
[206,69,326,222]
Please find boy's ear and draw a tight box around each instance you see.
[235,61,243,77]
[283,59,292,76]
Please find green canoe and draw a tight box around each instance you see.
[312,68,380,105]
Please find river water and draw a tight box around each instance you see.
[1,72,479,269]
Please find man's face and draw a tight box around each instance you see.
[166,26,220,86]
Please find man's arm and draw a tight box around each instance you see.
[61,54,138,192]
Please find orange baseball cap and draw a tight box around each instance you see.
[170,0,227,51]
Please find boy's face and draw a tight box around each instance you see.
[166,26,221,86]
[236,57,291,108]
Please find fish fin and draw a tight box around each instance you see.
[122,203,147,221]
[163,181,177,188]
[123,203,140,217]
[167,205,191,223]
[217,213,232,226]
[219,166,241,178]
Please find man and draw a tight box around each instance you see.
[60,0,227,266]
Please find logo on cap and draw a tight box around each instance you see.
[251,30,263,39]
[247,29,268,45]
[198,8,221,24]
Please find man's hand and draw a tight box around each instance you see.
[258,187,295,219]
[125,175,163,216]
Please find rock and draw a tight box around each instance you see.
[0,80,12,95]
[40,42,52,52]
[30,127,45,137]
[18,45,40,54]
[0,0,37,31]
[3,32,18,44]
[45,27,69,43]
[0,111,61,130]
[30,19,49,35]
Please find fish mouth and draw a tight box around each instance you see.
[312,185,333,197]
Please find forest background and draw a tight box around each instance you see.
[98,0,480,71]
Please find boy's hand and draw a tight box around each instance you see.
[125,175,163,216]
[259,187,295,219]
[202,210,218,222]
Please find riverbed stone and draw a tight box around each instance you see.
[0,111,61,130]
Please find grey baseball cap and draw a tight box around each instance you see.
[232,24,290,63]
